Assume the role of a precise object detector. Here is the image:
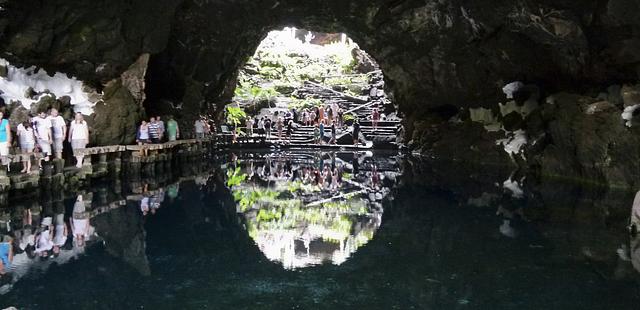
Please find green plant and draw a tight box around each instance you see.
[226,106,247,126]
[234,83,278,110]
[290,97,323,110]
[226,167,247,187]
[342,113,355,122]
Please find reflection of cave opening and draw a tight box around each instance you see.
[229,27,402,147]
[226,150,400,269]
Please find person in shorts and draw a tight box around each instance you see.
[136,120,150,156]
[33,111,52,162]
[17,121,36,173]
[48,108,67,159]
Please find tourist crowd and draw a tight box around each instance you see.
[0,109,89,172]
[239,102,380,146]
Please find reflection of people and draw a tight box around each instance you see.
[52,213,68,254]
[70,195,91,247]
[35,227,53,256]
[499,219,517,238]
[0,235,13,275]
[140,197,150,216]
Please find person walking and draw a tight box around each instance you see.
[310,110,317,126]
[48,108,67,159]
[265,118,272,139]
[330,121,337,144]
[287,119,294,140]
[166,116,179,141]
[276,117,284,140]
[318,120,325,145]
[17,121,36,173]
[372,107,380,131]
[246,117,254,136]
[0,111,11,171]
[68,112,90,168]
[318,105,325,125]
[257,117,265,136]
[353,119,361,146]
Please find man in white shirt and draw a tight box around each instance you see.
[33,111,52,161]
[48,108,67,159]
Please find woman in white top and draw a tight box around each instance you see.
[68,112,89,168]
[17,121,36,173]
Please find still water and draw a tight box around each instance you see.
[1,150,639,309]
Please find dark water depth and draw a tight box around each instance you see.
[0,150,639,309]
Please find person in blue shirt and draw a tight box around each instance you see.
[0,111,12,170]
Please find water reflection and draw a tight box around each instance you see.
[1,152,640,309]
[226,151,400,269]
[0,193,120,294]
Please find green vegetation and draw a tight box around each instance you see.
[226,106,247,127]
[289,97,323,110]
[233,28,363,115]
[233,83,278,111]
[226,167,247,187]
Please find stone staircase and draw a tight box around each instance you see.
[284,79,400,147]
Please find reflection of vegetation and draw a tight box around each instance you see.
[286,180,320,193]
[243,198,370,242]
[233,188,280,212]
[226,167,247,187]
[222,157,385,268]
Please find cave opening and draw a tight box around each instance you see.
[227,27,402,147]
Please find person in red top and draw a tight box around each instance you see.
[372,107,380,131]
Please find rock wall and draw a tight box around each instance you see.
[1,0,640,185]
